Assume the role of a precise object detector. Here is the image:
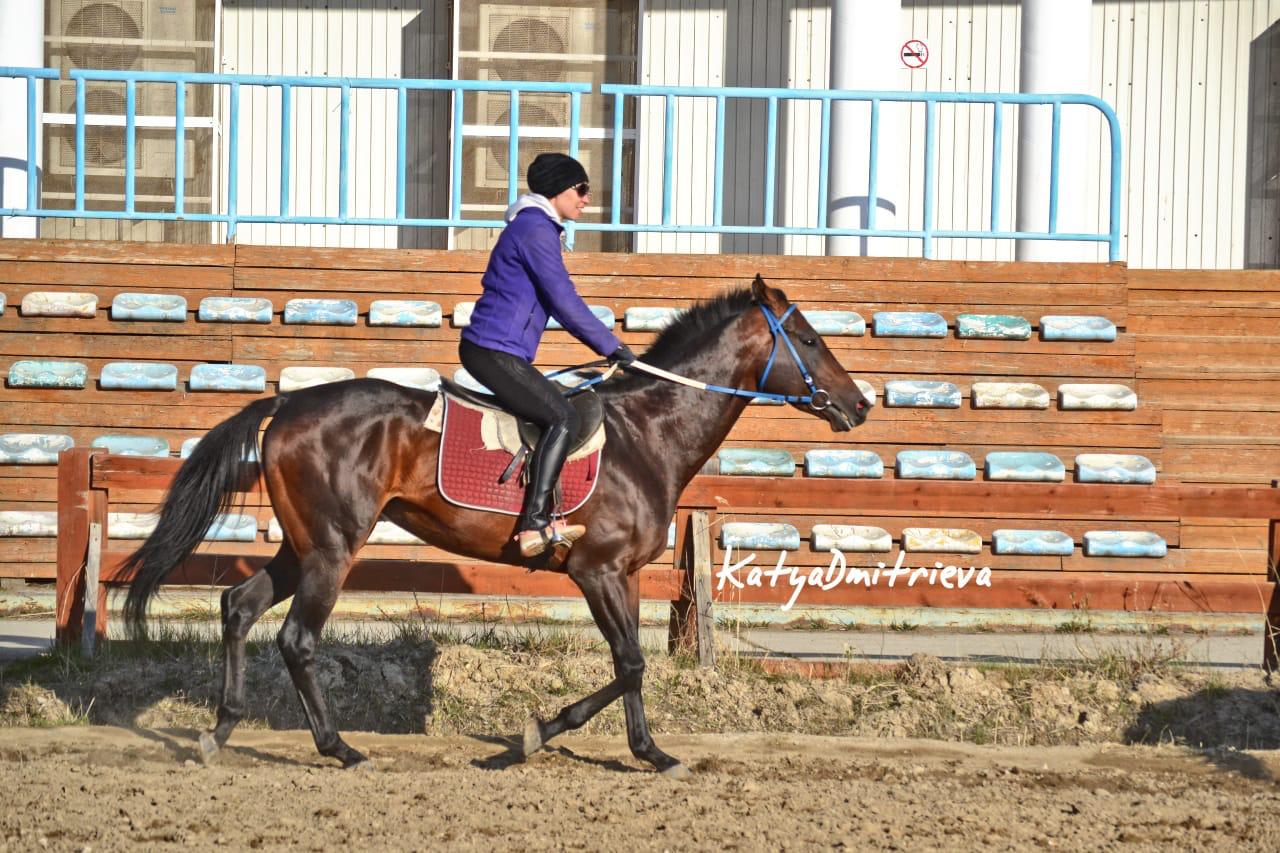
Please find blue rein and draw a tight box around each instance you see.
[551,302,830,411]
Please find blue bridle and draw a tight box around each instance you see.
[745,303,830,409]
[557,302,831,411]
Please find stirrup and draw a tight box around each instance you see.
[516,520,586,557]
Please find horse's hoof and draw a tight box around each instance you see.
[345,758,374,771]
[522,717,545,759]
[660,763,691,780]
[197,731,219,765]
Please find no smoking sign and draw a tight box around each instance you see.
[901,39,929,69]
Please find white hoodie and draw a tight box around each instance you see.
[504,193,560,224]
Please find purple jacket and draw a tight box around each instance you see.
[461,195,621,362]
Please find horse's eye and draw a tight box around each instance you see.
[802,337,817,347]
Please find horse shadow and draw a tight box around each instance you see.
[466,732,641,774]
[1122,684,1280,781]
[0,622,446,743]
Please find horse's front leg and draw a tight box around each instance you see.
[522,564,686,777]
[617,570,688,777]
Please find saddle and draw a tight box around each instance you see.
[439,378,605,457]
[430,380,606,517]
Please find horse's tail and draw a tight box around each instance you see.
[123,394,287,639]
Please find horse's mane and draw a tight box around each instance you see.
[641,286,754,365]
[597,286,755,395]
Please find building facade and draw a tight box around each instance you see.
[4,0,1279,267]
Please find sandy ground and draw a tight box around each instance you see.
[0,726,1277,851]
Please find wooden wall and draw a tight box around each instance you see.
[0,239,1273,609]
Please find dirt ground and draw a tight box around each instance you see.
[3,631,1280,850]
[0,726,1278,851]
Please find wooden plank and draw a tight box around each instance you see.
[2,403,255,430]
[0,540,60,567]
[54,448,104,646]
[0,478,59,502]
[0,538,680,569]
[234,244,1126,284]
[0,239,235,266]
[92,455,261,492]
[1129,269,1280,292]
[690,510,716,667]
[1136,336,1280,361]
[1138,379,1280,413]
[0,316,230,338]
[724,420,1161,449]
[95,549,684,600]
[231,267,1126,307]
[0,390,1161,429]
[0,386,273,408]
[0,331,233,361]
[0,262,233,290]
[1132,314,1280,336]
[679,477,1280,519]
[82,522,102,656]
[705,546,1262,576]
[1163,410,1280,442]
[228,337,1135,379]
[709,513,1180,545]
[1179,521,1268,550]
[1131,293,1280,311]
[705,569,1271,613]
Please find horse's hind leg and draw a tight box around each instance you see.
[525,566,684,776]
[276,544,368,768]
[200,544,300,763]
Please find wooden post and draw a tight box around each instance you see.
[1265,480,1280,672]
[80,522,102,657]
[55,447,95,646]
[667,509,716,666]
[689,510,716,668]
[668,508,694,655]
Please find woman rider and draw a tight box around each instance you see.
[459,152,636,557]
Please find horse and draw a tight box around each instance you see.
[122,274,873,777]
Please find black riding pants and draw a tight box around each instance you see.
[458,339,580,531]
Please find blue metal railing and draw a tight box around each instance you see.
[0,67,588,241]
[593,84,1122,260]
[1,67,59,219]
[0,67,1122,259]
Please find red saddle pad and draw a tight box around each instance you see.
[437,395,602,516]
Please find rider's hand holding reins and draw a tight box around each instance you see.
[609,343,637,366]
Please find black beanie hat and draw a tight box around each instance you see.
[527,152,588,198]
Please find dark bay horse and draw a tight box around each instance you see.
[123,276,872,776]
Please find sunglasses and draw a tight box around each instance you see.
[573,182,590,197]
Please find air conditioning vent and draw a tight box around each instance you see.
[488,13,571,82]
[42,0,215,243]
[63,1,147,68]
[455,1,639,251]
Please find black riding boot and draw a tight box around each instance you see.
[518,421,573,531]
[515,421,586,556]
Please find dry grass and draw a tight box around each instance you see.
[1,620,1276,750]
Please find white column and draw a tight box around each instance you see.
[1016,0,1092,261]
[0,0,45,238]
[826,0,908,257]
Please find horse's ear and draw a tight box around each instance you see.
[750,273,768,304]
[750,273,785,310]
